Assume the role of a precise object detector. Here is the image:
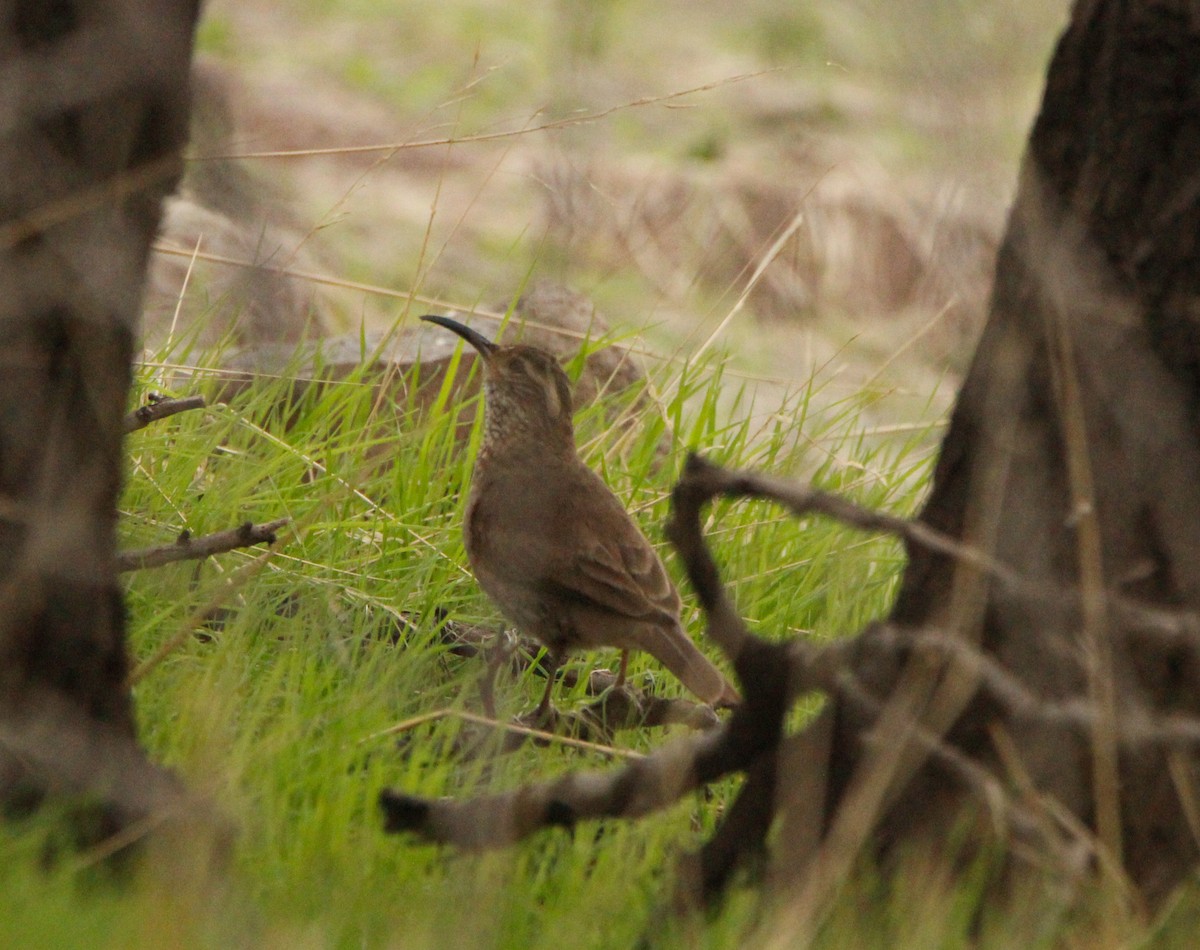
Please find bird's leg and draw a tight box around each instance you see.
[530,650,561,724]
[615,648,630,690]
[477,624,512,719]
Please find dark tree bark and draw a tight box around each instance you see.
[835,0,1200,906]
[0,1,201,828]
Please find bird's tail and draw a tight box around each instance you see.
[633,621,740,707]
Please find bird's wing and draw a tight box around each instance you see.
[560,534,678,621]
[468,463,679,623]
[470,466,739,706]
[547,482,681,624]
[559,497,740,707]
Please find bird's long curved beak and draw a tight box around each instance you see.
[420,314,497,360]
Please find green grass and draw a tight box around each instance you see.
[0,336,1137,944]
[3,328,949,947]
[10,322,1197,950]
[8,333,1199,947]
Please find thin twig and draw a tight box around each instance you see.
[1044,278,1124,875]
[191,72,775,162]
[677,453,1013,584]
[117,518,288,573]
[363,708,644,760]
[123,394,207,433]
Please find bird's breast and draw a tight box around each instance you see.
[463,461,571,591]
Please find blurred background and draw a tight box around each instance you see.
[147,0,1071,434]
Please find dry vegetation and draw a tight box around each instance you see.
[149,0,1069,434]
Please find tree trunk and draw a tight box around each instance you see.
[838,0,1200,904]
[0,1,200,827]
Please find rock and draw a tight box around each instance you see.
[213,281,648,440]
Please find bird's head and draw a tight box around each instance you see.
[421,314,575,448]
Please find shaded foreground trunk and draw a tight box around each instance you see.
[382,0,1200,926]
[0,2,200,828]
[868,0,1200,902]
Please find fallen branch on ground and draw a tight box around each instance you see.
[379,675,784,848]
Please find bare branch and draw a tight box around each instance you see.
[676,454,1200,660]
[380,723,748,848]
[379,457,1062,856]
[857,627,1200,752]
[378,451,1200,862]
[123,393,207,433]
[376,649,1050,854]
[675,452,1019,584]
[376,598,1038,854]
[117,518,288,573]
[665,452,1070,881]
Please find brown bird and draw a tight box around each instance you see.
[421,314,739,718]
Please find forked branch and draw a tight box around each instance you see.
[379,453,1200,869]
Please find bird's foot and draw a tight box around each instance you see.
[515,702,560,732]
